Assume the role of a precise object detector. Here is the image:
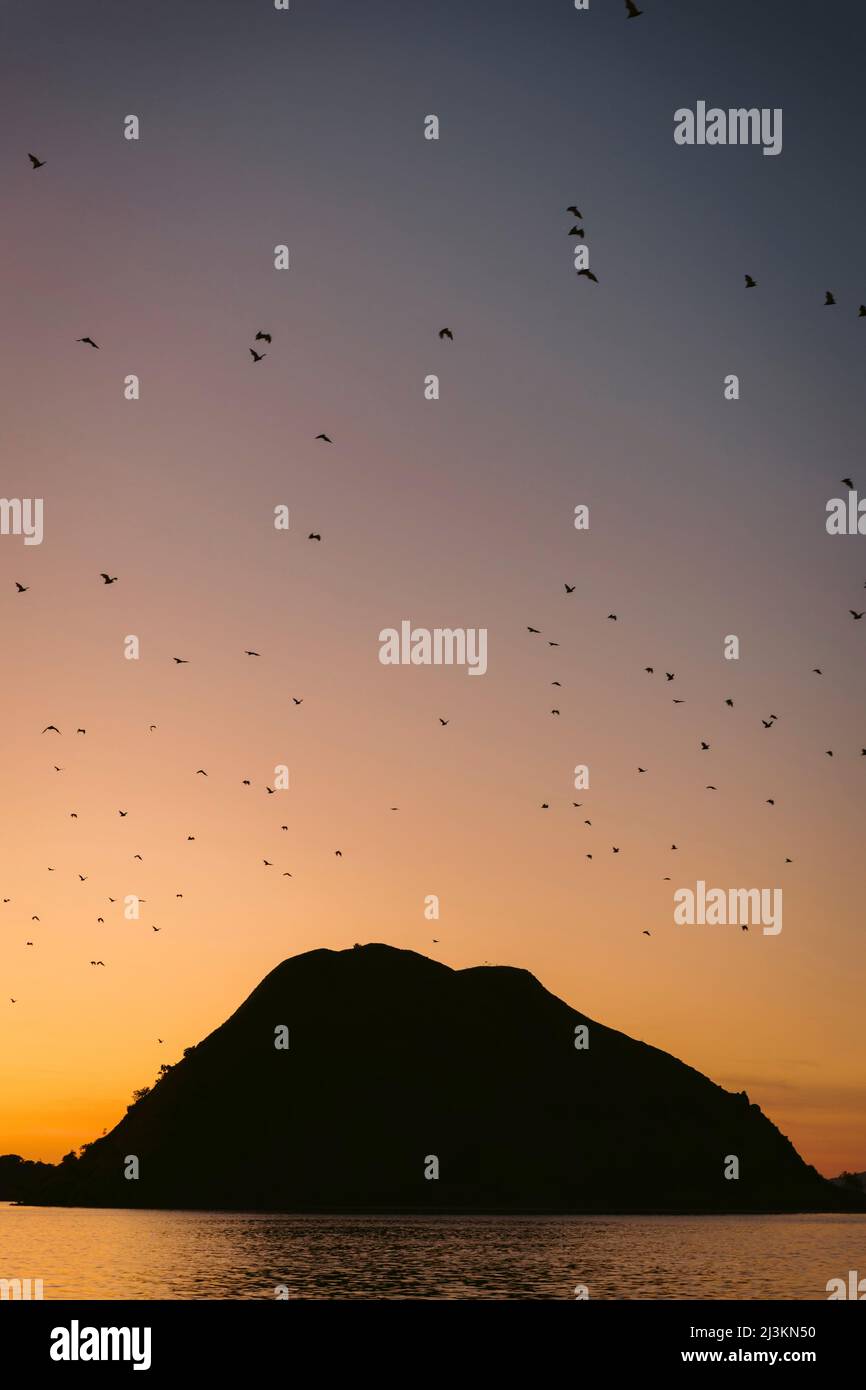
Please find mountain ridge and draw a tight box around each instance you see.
[2,944,861,1214]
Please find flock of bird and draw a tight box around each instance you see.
[9,5,864,1022]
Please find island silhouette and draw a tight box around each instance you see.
[2,944,861,1213]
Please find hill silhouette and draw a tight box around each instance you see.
[4,945,860,1212]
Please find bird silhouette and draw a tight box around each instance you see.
[568,226,585,238]
[15,582,28,593]
[76,336,99,348]
[244,650,260,657]
[825,291,836,305]
[100,573,118,584]
[118,810,128,817]
[173,657,189,664]
[642,930,651,936]
[578,269,599,283]
[28,153,46,168]
[566,206,583,218]
[527,626,541,634]
[249,349,266,362]
[625,0,642,15]
[564,583,575,594]
[859,307,866,317]
[725,699,734,707]
[744,275,757,288]
[335,850,343,857]
[439,718,449,726]
[851,611,864,620]
[255,332,272,343]
[842,478,854,489]
[665,673,675,681]
[308,533,322,541]
[438,328,453,340]
[196,769,208,776]
[700,741,710,750]
[315,433,332,443]
[292,697,303,705]
[607,614,617,621]
[41,725,60,734]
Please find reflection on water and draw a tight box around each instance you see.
[0,1204,863,1299]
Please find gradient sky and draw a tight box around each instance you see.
[1,0,864,1177]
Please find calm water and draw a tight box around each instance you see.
[1,1204,863,1299]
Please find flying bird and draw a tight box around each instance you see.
[700,741,710,750]
[100,573,118,584]
[439,718,449,726]
[859,306,866,317]
[725,699,734,707]
[292,698,303,705]
[118,810,127,817]
[564,584,575,594]
[438,328,453,340]
[42,725,60,734]
[850,611,864,620]
[566,206,583,218]
[173,657,189,664]
[308,533,322,541]
[568,227,585,238]
[28,153,46,168]
[249,349,266,362]
[315,433,332,443]
[824,291,836,305]
[665,673,675,681]
[527,626,541,634]
[255,332,271,343]
[335,850,343,857]
[244,650,260,657]
[744,275,757,288]
[607,614,617,621]
[76,336,99,348]
[625,0,642,15]
[577,269,599,283]
[15,582,28,593]
[642,930,651,937]
[842,479,854,489]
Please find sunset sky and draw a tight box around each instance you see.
[2,0,864,1178]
